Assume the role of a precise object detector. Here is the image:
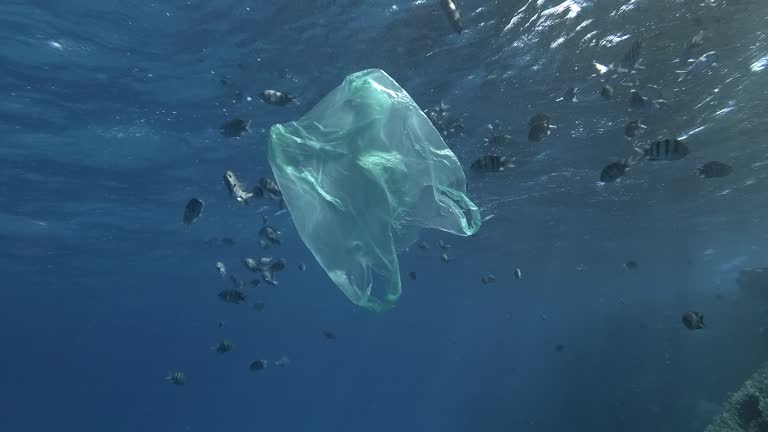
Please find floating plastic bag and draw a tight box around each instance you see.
[268,69,481,311]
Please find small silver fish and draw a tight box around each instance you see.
[274,355,291,367]
[514,268,522,279]
[260,89,295,106]
[224,170,253,203]
[441,253,450,263]
[261,270,279,286]
[593,61,611,76]
[676,51,719,81]
[216,261,227,277]
[243,257,259,272]
[440,0,462,34]
[258,226,282,247]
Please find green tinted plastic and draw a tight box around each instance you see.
[268,69,481,311]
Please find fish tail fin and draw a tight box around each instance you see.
[245,120,252,133]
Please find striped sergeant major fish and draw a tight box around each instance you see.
[470,155,514,172]
[440,0,462,34]
[599,160,630,183]
[165,371,186,385]
[696,161,733,178]
[618,40,643,72]
[592,40,643,76]
[641,138,690,161]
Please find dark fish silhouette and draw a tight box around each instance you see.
[182,198,204,224]
[440,0,462,34]
[624,260,639,270]
[259,226,281,246]
[619,40,643,72]
[212,340,233,353]
[470,155,514,172]
[643,138,689,161]
[600,161,630,183]
[697,161,732,178]
[528,113,553,142]
[562,87,579,102]
[253,177,282,199]
[249,359,268,371]
[600,85,614,100]
[624,120,646,138]
[220,118,251,138]
[269,258,287,272]
[629,90,646,110]
[529,113,551,127]
[218,289,247,304]
[481,274,497,285]
[322,330,337,340]
[682,311,705,330]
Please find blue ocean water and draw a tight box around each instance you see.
[1,0,768,431]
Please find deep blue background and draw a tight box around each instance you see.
[1,1,768,431]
